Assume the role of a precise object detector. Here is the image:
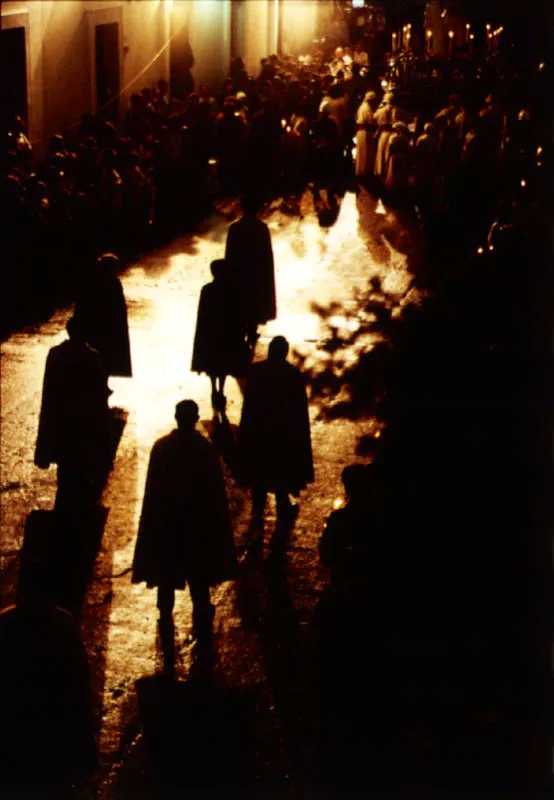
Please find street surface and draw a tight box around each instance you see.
[0,188,423,796]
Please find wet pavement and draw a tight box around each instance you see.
[0,188,424,797]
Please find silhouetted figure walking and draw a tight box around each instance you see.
[225,194,276,346]
[191,258,249,409]
[132,400,237,641]
[73,252,132,378]
[0,556,97,798]
[239,336,314,525]
[34,316,111,512]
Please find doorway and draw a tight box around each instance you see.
[95,22,120,120]
[0,27,28,130]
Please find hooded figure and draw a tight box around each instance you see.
[384,121,410,195]
[132,400,237,637]
[225,194,277,344]
[355,91,377,177]
[374,93,400,180]
[239,336,314,524]
[73,252,132,377]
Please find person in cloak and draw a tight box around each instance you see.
[132,400,237,639]
[238,336,314,526]
[191,258,249,410]
[34,315,111,512]
[224,193,276,347]
[73,252,132,381]
[355,91,378,181]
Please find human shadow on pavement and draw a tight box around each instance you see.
[133,675,257,799]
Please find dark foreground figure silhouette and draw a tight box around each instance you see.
[132,400,237,646]
[34,315,111,513]
[0,556,97,799]
[239,336,314,525]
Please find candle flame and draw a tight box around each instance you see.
[520,179,526,187]
[477,247,484,254]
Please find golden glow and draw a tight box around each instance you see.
[426,29,432,39]
[470,34,475,40]
[486,23,491,30]
[537,146,543,156]
[477,247,484,254]
[448,30,454,39]
[539,62,545,71]
[520,179,526,187]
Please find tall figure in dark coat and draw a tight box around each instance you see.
[225,194,277,346]
[132,400,237,638]
[74,252,132,378]
[191,259,248,409]
[239,336,314,524]
[34,316,111,511]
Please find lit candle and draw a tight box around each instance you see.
[465,23,471,44]
[448,30,454,58]
[392,31,397,50]
[469,33,474,56]
[405,31,411,53]
[426,28,432,55]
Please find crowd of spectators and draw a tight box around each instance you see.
[0,37,548,333]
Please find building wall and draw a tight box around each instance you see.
[1,0,334,158]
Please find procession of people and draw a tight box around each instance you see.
[1,6,550,797]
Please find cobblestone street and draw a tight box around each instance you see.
[1,189,424,797]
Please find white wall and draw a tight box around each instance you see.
[1,0,333,157]
[280,0,319,56]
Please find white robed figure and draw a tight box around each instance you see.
[355,91,377,177]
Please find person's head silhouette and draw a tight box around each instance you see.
[66,315,86,341]
[268,336,289,361]
[210,258,227,280]
[341,464,369,502]
[96,252,120,273]
[175,400,199,430]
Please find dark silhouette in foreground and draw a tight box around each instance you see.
[132,400,237,660]
[239,336,314,527]
[0,552,97,799]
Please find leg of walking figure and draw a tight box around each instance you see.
[189,580,214,639]
[157,584,175,621]
[276,489,298,526]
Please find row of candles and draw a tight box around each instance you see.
[392,22,503,58]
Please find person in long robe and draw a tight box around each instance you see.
[355,91,378,179]
[73,252,132,378]
[239,336,314,526]
[191,258,249,408]
[415,122,440,215]
[384,121,410,199]
[225,194,276,345]
[374,93,399,181]
[132,400,237,638]
[34,316,111,512]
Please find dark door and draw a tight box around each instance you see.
[0,27,28,131]
[95,22,120,120]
